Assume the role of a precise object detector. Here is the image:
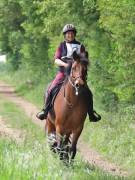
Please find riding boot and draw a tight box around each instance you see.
[85,86,101,122]
[36,94,51,120]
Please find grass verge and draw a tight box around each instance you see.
[0,67,135,178]
[0,95,127,180]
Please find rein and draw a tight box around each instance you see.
[68,77,79,95]
[63,59,87,108]
[63,85,73,108]
[63,76,81,108]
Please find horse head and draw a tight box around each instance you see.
[67,51,89,95]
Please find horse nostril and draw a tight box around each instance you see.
[76,83,79,88]
[75,80,79,87]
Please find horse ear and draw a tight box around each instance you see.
[72,51,79,61]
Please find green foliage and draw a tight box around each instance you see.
[97,0,135,103]
[0,0,134,108]
[0,1,135,176]
[0,0,25,69]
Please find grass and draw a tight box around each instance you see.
[0,66,48,107]
[81,105,135,172]
[0,95,126,180]
[0,66,135,178]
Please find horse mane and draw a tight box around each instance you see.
[67,51,89,71]
[63,51,89,85]
[64,62,72,84]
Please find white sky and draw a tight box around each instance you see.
[0,55,6,63]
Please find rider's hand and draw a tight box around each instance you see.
[55,59,69,68]
[64,63,68,68]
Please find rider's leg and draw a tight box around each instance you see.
[36,93,51,120]
[36,72,65,120]
[85,86,101,122]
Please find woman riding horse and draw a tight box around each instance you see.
[36,24,101,122]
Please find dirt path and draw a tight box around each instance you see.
[0,116,25,143]
[0,81,129,177]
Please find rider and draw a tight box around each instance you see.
[36,24,101,122]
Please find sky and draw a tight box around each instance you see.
[0,55,6,63]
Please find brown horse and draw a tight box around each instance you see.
[45,52,89,161]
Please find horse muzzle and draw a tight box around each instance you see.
[74,78,84,87]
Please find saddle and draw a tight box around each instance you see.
[51,82,63,106]
[46,81,63,115]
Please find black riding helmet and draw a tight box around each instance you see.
[63,24,77,36]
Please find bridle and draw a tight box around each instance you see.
[63,60,87,107]
[68,76,79,95]
[69,61,85,95]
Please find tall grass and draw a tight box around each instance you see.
[82,104,135,172]
[0,66,135,178]
[0,95,126,180]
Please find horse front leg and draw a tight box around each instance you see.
[46,119,57,152]
[45,118,56,134]
[56,125,70,161]
[70,126,83,160]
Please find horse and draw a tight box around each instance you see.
[45,51,89,162]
